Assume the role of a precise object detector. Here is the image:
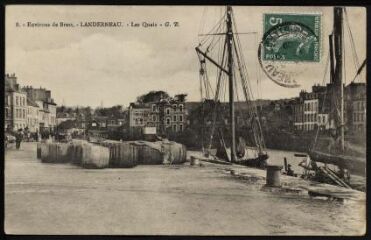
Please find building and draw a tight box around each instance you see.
[56,112,76,125]
[345,82,366,132]
[5,74,28,131]
[22,86,57,132]
[128,103,151,128]
[157,98,186,133]
[128,94,187,135]
[292,85,331,132]
[27,99,40,133]
[292,98,304,131]
[303,98,319,131]
[292,82,366,132]
[106,117,126,131]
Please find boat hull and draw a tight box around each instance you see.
[236,153,269,168]
[218,146,269,168]
[308,150,366,177]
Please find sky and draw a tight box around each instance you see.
[6,6,366,108]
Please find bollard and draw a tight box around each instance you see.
[266,165,283,187]
[190,156,199,166]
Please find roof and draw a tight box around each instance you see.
[27,98,39,107]
[40,109,50,113]
[130,102,151,109]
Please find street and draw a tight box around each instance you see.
[5,142,365,235]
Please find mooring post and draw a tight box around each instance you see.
[266,165,283,187]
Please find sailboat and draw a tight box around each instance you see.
[307,7,366,184]
[195,6,268,167]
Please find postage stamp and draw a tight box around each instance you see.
[262,13,321,62]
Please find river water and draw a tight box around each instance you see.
[266,148,306,173]
[5,143,366,235]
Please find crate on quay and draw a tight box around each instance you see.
[40,142,70,163]
[109,142,139,168]
[80,143,110,169]
[132,141,164,165]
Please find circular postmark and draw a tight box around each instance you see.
[258,21,320,88]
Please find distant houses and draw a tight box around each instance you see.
[5,73,57,134]
[48,82,366,143]
[292,82,366,134]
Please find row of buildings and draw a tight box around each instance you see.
[5,73,57,134]
[53,83,365,141]
[292,82,366,133]
[55,93,189,139]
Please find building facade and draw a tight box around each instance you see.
[292,83,366,133]
[128,95,187,135]
[292,86,331,132]
[22,86,57,132]
[5,74,28,131]
[27,99,40,133]
[129,103,151,128]
[346,82,366,132]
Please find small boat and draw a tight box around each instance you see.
[308,150,366,177]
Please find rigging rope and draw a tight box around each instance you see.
[311,51,331,151]
[231,11,266,150]
[344,8,363,82]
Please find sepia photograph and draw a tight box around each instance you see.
[4,5,367,236]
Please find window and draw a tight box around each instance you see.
[173,115,177,122]
[179,115,183,122]
[152,104,156,112]
[139,118,143,125]
[173,104,177,111]
[166,118,170,125]
[152,115,156,121]
[16,96,19,106]
[179,124,183,131]
[179,104,183,112]
[166,108,170,115]
[173,124,177,132]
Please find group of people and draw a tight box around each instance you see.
[5,129,53,150]
[14,129,24,150]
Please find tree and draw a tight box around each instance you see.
[175,93,187,102]
[94,105,123,117]
[57,120,76,130]
[137,91,169,103]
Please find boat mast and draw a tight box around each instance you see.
[333,7,345,152]
[226,6,236,163]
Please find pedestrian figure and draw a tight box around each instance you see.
[15,129,23,150]
[34,130,39,141]
[287,164,295,176]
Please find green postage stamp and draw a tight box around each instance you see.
[263,13,321,62]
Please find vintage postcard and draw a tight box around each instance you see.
[4,5,366,235]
